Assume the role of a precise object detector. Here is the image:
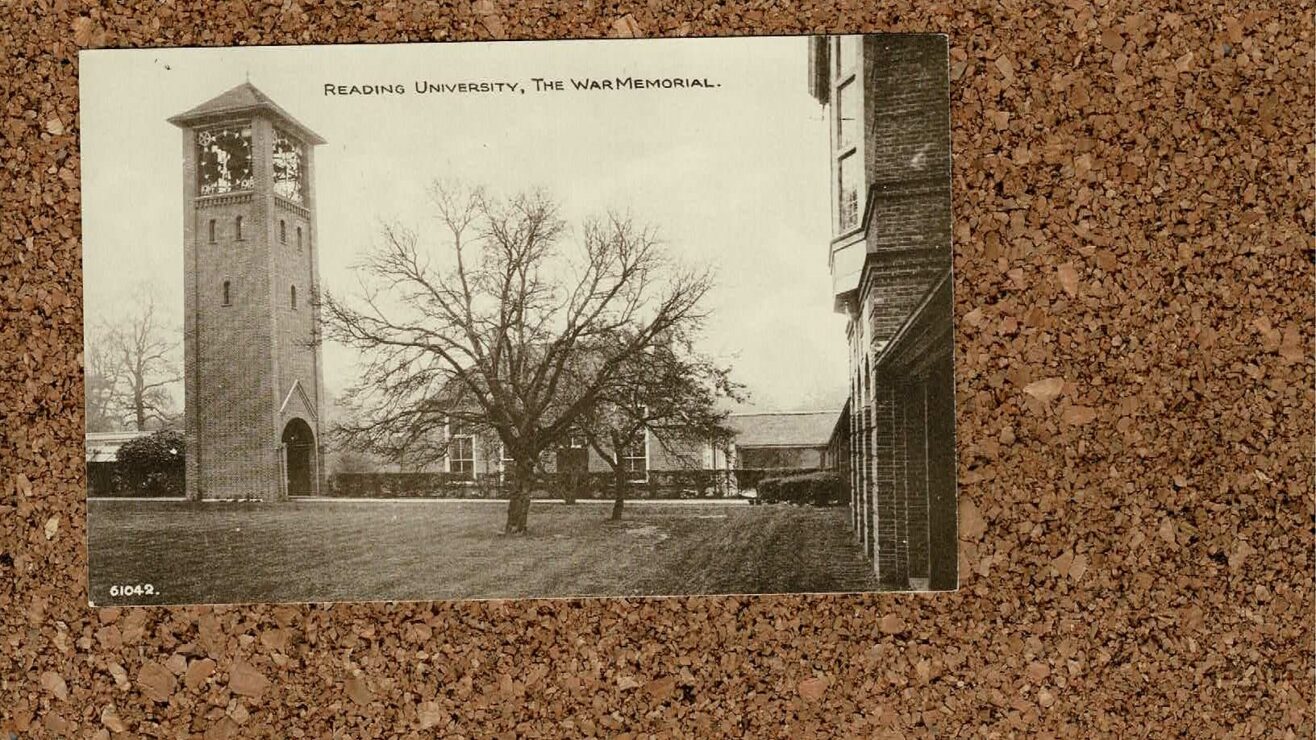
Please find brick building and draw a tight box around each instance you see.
[808,35,958,590]
[727,409,841,468]
[339,419,736,499]
[169,83,327,500]
[441,421,731,488]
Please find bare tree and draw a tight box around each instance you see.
[115,295,179,431]
[88,293,181,432]
[574,336,742,521]
[320,181,714,533]
[84,328,122,433]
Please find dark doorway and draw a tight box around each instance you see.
[282,418,315,498]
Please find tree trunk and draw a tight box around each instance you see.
[505,488,530,534]
[563,472,578,505]
[134,388,147,431]
[504,462,533,534]
[611,464,627,522]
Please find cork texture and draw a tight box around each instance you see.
[2,3,1313,736]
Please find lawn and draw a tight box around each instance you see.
[87,499,882,606]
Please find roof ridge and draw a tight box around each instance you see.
[168,82,325,144]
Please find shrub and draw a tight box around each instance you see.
[116,430,185,497]
[648,470,728,498]
[757,476,784,503]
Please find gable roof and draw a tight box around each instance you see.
[279,379,319,423]
[168,82,326,145]
[727,410,841,449]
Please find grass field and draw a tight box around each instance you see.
[88,499,882,605]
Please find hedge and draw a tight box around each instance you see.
[734,467,819,492]
[326,469,737,500]
[328,472,504,499]
[756,471,846,506]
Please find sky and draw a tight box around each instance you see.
[80,37,848,416]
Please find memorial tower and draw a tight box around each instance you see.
[169,83,326,500]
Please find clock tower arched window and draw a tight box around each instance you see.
[273,129,306,203]
[197,125,253,195]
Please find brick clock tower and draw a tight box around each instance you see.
[169,83,326,501]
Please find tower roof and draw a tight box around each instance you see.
[167,82,325,145]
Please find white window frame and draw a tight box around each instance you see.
[497,442,515,484]
[836,34,860,78]
[835,77,859,150]
[446,418,476,481]
[831,35,864,236]
[622,427,648,484]
[837,151,862,233]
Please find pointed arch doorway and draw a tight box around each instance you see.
[281,418,316,498]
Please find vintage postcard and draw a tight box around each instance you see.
[80,34,956,606]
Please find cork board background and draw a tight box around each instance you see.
[2,2,1312,737]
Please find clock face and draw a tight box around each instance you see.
[197,125,253,196]
[273,130,305,203]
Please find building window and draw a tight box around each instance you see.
[498,443,516,483]
[622,430,647,483]
[836,79,859,150]
[832,36,863,237]
[221,280,231,306]
[838,152,861,231]
[447,420,475,480]
[296,226,303,251]
[235,215,244,241]
[279,219,287,243]
[290,285,297,309]
[836,35,860,78]
[207,219,216,244]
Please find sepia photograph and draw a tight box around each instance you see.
[80,34,956,606]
